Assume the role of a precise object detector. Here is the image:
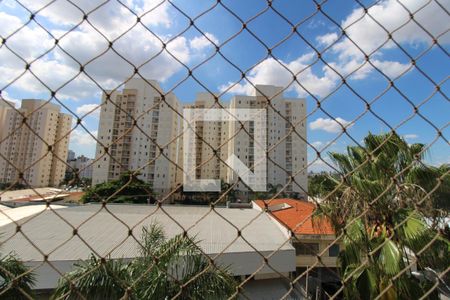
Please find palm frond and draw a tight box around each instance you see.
[0,254,35,300]
[378,239,402,276]
[52,255,130,300]
[140,222,166,257]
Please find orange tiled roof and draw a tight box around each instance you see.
[255,198,334,235]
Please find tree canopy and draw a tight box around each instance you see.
[315,132,449,299]
[308,173,339,199]
[81,171,154,204]
[52,223,237,299]
[0,251,35,299]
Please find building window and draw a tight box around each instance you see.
[329,244,340,257]
[294,242,319,256]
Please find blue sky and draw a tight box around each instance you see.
[0,0,448,171]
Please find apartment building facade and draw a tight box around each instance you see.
[0,99,72,187]
[67,150,75,161]
[67,155,94,179]
[179,85,307,197]
[92,79,182,196]
[0,99,15,141]
[227,85,308,196]
[92,80,307,198]
[179,93,230,186]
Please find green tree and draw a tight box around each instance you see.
[81,171,154,204]
[316,133,449,299]
[308,172,339,199]
[437,164,450,204]
[52,223,237,299]
[428,164,450,216]
[176,180,238,204]
[61,169,92,189]
[0,252,35,299]
[219,180,237,203]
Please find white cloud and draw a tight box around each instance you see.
[76,104,101,117]
[308,0,450,86]
[307,19,326,29]
[69,129,98,158]
[0,91,21,108]
[309,117,352,133]
[316,33,339,47]
[0,4,214,101]
[49,23,193,90]
[403,134,419,140]
[134,1,172,28]
[71,118,88,128]
[3,0,449,104]
[336,0,449,58]
[70,129,98,147]
[2,0,16,8]
[190,33,219,51]
[19,0,171,32]
[0,13,53,63]
[219,55,338,98]
[326,58,412,81]
[220,0,450,99]
[0,12,24,36]
[371,59,412,79]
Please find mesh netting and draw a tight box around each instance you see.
[0,0,449,299]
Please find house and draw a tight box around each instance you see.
[254,199,341,297]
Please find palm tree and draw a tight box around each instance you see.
[0,252,35,299]
[316,133,449,299]
[52,223,237,299]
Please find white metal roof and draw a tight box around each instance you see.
[0,204,66,227]
[0,204,295,279]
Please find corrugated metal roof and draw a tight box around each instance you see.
[0,204,294,262]
[0,204,66,227]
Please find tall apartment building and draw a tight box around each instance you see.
[179,85,307,197]
[92,80,307,198]
[0,100,14,141]
[180,93,229,184]
[67,150,75,161]
[226,85,307,196]
[0,99,72,187]
[67,155,94,180]
[92,79,182,196]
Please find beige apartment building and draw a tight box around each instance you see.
[178,85,307,197]
[0,99,15,141]
[0,99,72,187]
[92,80,307,199]
[179,93,230,185]
[92,79,182,196]
[67,155,94,180]
[227,85,308,196]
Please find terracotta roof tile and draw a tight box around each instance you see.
[255,199,334,235]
